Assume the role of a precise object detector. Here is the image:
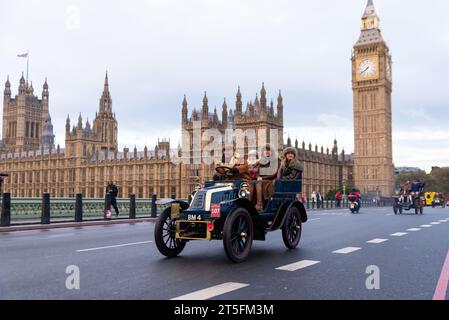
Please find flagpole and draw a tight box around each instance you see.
[26,51,29,83]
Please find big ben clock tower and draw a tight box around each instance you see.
[352,0,394,196]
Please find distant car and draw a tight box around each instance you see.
[154,167,308,263]
[393,191,425,215]
[432,198,445,208]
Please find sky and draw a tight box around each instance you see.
[1,0,448,172]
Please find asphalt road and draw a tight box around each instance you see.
[1,206,449,300]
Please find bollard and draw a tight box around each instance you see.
[1,193,11,227]
[41,193,50,225]
[326,200,329,209]
[129,194,136,219]
[75,193,83,223]
[151,194,157,218]
[104,193,112,220]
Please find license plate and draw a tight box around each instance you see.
[211,204,221,218]
[350,204,355,209]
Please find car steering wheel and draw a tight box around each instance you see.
[215,166,234,177]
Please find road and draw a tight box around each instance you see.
[1,206,449,300]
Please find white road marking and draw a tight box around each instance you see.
[276,260,320,272]
[309,218,321,222]
[367,239,388,244]
[439,220,447,223]
[386,214,394,216]
[333,247,362,254]
[77,241,152,252]
[421,225,433,228]
[431,222,441,225]
[407,228,421,232]
[391,232,408,237]
[171,282,249,300]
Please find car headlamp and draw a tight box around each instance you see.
[239,183,250,199]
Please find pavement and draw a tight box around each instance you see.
[1,206,448,300]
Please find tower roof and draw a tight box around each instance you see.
[356,0,384,46]
[363,0,377,19]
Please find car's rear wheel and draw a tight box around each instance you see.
[154,207,186,258]
[282,206,302,249]
[223,208,254,263]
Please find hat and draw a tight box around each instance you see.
[283,147,297,158]
[248,150,258,157]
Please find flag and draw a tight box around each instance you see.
[17,53,28,58]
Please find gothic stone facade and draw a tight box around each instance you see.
[0,75,353,199]
[180,84,354,198]
[0,74,182,199]
[352,0,395,196]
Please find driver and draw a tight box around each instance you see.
[349,188,362,206]
[213,145,248,181]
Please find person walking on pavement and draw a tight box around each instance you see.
[106,181,120,217]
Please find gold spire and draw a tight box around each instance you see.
[361,0,380,30]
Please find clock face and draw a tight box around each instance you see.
[358,59,377,78]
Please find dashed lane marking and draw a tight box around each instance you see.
[333,247,362,254]
[309,218,321,222]
[421,225,433,228]
[391,232,408,237]
[407,228,421,232]
[439,220,447,223]
[276,260,321,272]
[171,282,250,300]
[431,222,441,225]
[367,239,388,244]
[76,241,153,252]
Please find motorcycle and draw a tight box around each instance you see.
[348,195,360,214]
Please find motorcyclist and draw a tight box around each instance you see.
[348,188,362,208]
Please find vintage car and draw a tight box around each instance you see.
[154,166,308,263]
[393,192,425,215]
[432,194,446,208]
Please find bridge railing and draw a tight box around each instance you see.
[0,193,180,227]
[1,193,395,227]
[304,198,394,210]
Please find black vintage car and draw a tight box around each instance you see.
[154,168,308,263]
[393,192,425,215]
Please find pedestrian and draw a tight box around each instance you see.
[317,191,322,209]
[106,181,120,217]
[336,191,342,208]
[311,191,317,208]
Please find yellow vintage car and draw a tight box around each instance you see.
[425,192,436,206]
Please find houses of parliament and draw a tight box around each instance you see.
[0,0,394,199]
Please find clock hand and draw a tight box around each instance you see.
[362,66,369,74]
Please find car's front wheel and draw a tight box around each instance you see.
[223,208,254,263]
[282,206,302,249]
[154,207,186,258]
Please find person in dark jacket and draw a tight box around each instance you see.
[106,181,119,216]
[280,147,303,180]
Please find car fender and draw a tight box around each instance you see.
[278,201,308,229]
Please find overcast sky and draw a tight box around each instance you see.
[1,0,448,172]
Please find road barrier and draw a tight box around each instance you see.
[0,192,394,227]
